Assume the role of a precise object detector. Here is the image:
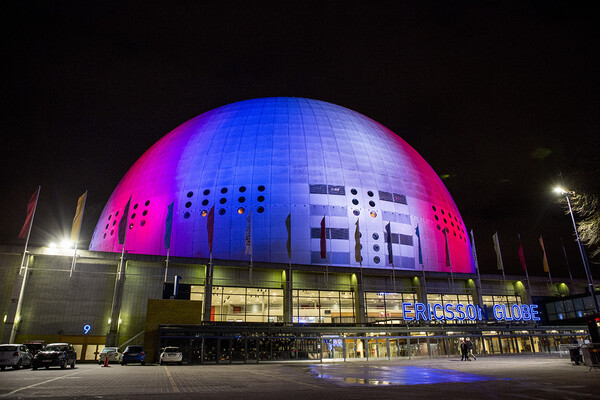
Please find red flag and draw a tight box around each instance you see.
[320,216,326,259]
[518,234,527,271]
[19,188,40,239]
[207,206,215,254]
[118,196,132,245]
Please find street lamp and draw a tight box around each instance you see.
[554,186,599,313]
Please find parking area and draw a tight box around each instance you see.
[0,355,598,400]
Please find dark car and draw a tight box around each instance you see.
[121,345,145,365]
[24,340,46,356]
[32,343,77,370]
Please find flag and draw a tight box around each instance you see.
[386,222,394,264]
[19,188,40,239]
[245,210,252,256]
[118,196,132,245]
[285,213,291,260]
[469,229,478,269]
[415,224,423,265]
[354,219,361,263]
[207,205,215,254]
[492,232,504,271]
[70,192,87,242]
[320,216,326,259]
[539,235,550,273]
[164,201,174,250]
[442,227,451,267]
[517,234,527,271]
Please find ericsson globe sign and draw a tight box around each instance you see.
[401,302,541,322]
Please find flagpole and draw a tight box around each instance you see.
[470,230,484,308]
[164,248,170,283]
[560,238,575,292]
[70,191,87,277]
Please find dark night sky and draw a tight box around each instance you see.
[2,1,599,279]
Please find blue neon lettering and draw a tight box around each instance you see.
[432,303,444,320]
[455,304,466,320]
[493,304,504,320]
[444,303,455,320]
[402,302,414,321]
[503,305,513,321]
[465,304,477,320]
[478,305,488,320]
[521,305,531,321]
[415,303,427,320]
[530,304,540,321]
[511,304,521,320]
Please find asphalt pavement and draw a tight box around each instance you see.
[0,355,598,400]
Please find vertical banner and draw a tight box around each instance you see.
[70,192,87,243]
[285,213,292,260]
[164,201,174,250]
[415,224,423,265]
[442,227,451,267]
[18,188,40,239]
[245,210,252,256]
[386,222,394,264]
[118,196,132,245]
[320,216,327,259]
[207,205,215,254]
[492,232,504,271]
[539,235,550,273]
[354,219,361,263]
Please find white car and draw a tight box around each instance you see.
[0,344,33,370]
[159,347,183,365]
[98,347,121,365]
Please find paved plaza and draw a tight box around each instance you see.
[0,355,597,400]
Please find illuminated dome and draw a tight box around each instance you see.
[89,97,474,273]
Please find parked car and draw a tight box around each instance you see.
[24,340,46,356]
[98,347,121,365]
[32,343,77,370]
[0,344,33,370]
[121,345,145,365]
[159,347,183,365]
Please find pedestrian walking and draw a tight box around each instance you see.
[466,338,476,360]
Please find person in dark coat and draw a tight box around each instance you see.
[460,340,468,361]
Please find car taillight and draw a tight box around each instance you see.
[13,352,19,356]
[141,352,145,355]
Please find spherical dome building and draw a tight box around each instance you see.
[90,97,474,273]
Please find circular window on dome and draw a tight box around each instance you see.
[142,210,148,216]
[219,208,226,215]
[449,213,452,218]
[441,209,445,215]
[110,229,114,236]
[373,244,380,252]
[435,215,439,221]
[372,233,379,240]
[351,188,358,195]
[202,199,209,206]
[367,190,374,197]
[353,209,360,216]
[369,200,375,207]
[437,224,441,230]
[112,220,116,226]
[187,191,194,198]
[258,185,265,192]
[374,256,380,264]
[128,223,134,229]
[145,200,150,206]
[185,212,191,219]
[103,233,106,239]
[238,196,246,203]
[131,213,136,219]
[370,211,377,218]
[105,224,109,229]
[141,220,146,227]
[257,195,265,202]
[220,188,227,194]
[239,186,246,192]
[115,211,119,217]
[203,189,210,196]
[108,214,112,220]
[352,199,359,205]
[220,198,227,204]
[185,202,192,208]
[237,207,245,214]
[432,205,436,212]
[201,210,207,217]
[133,203,138,210]
[257,206,265,213]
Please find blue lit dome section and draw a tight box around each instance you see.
[89,97,475,273]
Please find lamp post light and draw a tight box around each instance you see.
[554,187,599,313]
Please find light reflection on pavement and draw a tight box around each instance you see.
[310,364,503,386]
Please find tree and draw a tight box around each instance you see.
[569,192,600,264]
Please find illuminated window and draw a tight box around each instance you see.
[237,207,245,214]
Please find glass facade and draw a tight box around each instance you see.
[544,293,599,321]
[364,292,418,324]
[293,290,355,324]
[205,286,284,322]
